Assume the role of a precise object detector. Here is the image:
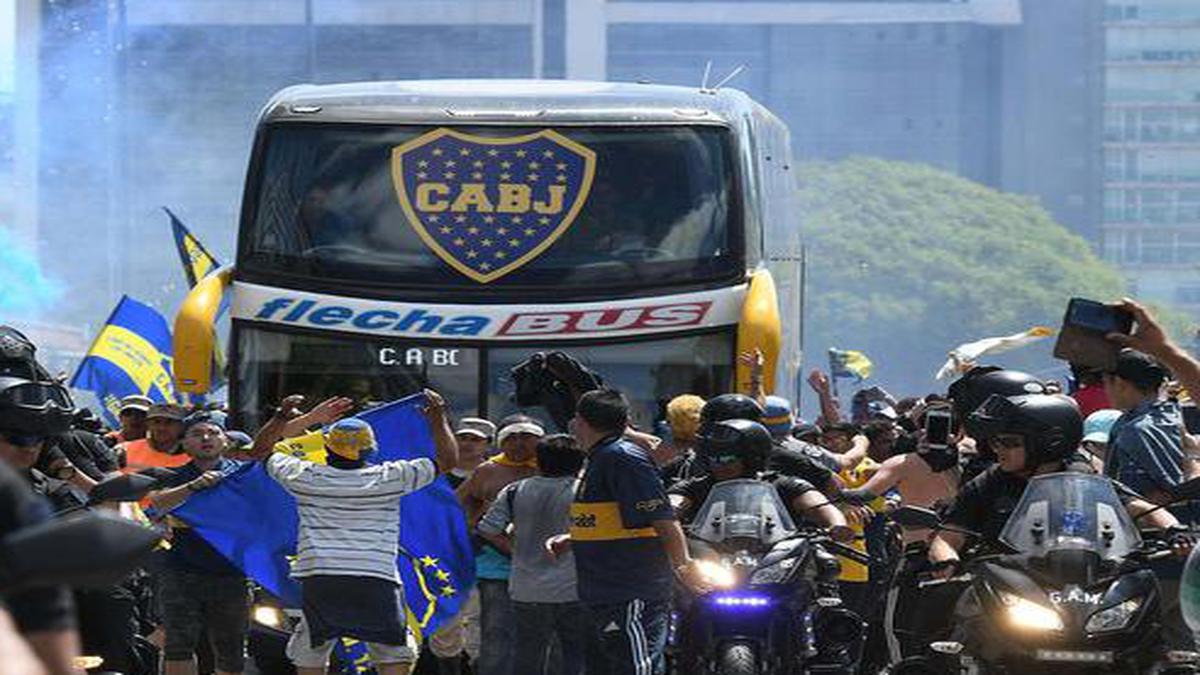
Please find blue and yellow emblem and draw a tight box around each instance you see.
[392,128,596,283]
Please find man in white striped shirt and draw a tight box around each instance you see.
[256,390,458,675]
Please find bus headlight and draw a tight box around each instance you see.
[253,604,286,630]
[1000,592,1063,631]
[1085,598,1143,633]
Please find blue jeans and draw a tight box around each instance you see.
[477,579,515,675]
[585,598,669,675]
[512,601,587,675]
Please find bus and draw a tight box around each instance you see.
[174,80,803,431]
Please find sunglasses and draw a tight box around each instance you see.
[0,430,47,447]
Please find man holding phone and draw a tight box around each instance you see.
[1101,349,1192,515]
[1102,299,1200,518]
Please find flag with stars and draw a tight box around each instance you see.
[171,393,475,645]
[392,128,596,283]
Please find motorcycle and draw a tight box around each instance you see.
[673,479,869,675]
[890,472,1200,675]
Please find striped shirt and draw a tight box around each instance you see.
[265,453,437,582]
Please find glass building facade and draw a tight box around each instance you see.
[1103,0,1200,308]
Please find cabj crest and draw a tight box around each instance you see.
[391,128,596,283]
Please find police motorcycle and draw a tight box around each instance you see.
[671,417,869,675]
[891,472,1200,675]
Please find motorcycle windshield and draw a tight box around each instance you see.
[998,473,1141,562]
[690,479,798,547]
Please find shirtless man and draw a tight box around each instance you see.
[456,415,544,675]
[837,401,962,666]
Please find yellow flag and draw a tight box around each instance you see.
[274,430,327,464]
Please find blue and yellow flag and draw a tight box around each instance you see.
[69,296,177,425]
[172,393,475,642]
[166,207,219,288]
[829,348,873,382]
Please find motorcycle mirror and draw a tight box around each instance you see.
[0,513,161,594]
[87,473,160,505]
[891,506,942,529]
[1171,477,1200,503]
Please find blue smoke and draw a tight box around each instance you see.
[0,226,62,318]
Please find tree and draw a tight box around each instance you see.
[799,157,1126,396]
[0,227,62,319]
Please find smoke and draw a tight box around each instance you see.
[0,226,62,318]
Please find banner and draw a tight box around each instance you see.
[829,348,873,382]
[69,296,177,425]
[166,206,220,288]
[934,326,1055,380]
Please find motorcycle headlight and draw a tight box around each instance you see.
[695,559,737,589]
[253,604,286,630]
[999,592,1063,632]
[1085,598,1143,633]
[750,558,797,585]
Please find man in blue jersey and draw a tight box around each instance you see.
[548,388,708,675]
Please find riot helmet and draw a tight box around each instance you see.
[698,419,774,475]
[966,393,1082,472]
[0,376,75,438]
[0,326,52,381]
[948,367,1046,433]
[700,394,764,427]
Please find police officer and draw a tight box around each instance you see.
[0,375,84,673]
[667,418,850,537]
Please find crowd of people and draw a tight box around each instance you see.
[3,297,1200,675]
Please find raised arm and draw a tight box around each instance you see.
[1110,298,1200,400]
[423,389,459,474]
[808,369,842,425]
[248,395,309,461]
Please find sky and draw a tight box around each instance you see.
[0,0,12,92]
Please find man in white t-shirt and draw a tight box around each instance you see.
[256,390,458,675]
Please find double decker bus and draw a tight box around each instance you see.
[174,80,802,430]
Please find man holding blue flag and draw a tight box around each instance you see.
[252,390,459,675]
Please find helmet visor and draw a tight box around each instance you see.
[0,381,73,409]
[964,394,1019,440]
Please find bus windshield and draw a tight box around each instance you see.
[240,124,741,291]
[233,324,735,431]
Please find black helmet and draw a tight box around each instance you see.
[0,326,51,381]
[0,376,75,437]
[948,367,1046,431]
[700,394,764,427]
[966,393,1082,471]
[698,419,774,474]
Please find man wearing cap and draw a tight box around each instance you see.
[120,403,191,473]
[457,413,544,675]
[1080,409,1122,472]
[147,411,252,675]
[1103,348,1193,516]
[252,390,458,675]
[105,395,152,446]
[449,417,496,490]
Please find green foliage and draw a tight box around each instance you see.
[799,157,1126,394]
[0,227,62,319]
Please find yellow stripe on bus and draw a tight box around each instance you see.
[569,502,657,541]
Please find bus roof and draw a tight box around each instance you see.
[260,79,762,127]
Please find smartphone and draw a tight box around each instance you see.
[924,409,952,450]
[1052,298,1134,371]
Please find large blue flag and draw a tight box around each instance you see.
[69,295,177,426]
[173,393,476,642]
